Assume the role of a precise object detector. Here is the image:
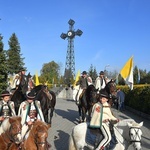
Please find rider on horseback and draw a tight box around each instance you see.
[75,71,92,104]
[95,71,107,93]
[90,89,119,150]
[18,91,45,138]
[0,91,16,125]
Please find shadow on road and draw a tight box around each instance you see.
[53,130,70,150]
[55,108,78,124]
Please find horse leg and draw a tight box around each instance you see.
[49,107,54,125]
[87,106,92,122]
[81,107,87,122]
[43,109,48,123]
[78,106,82,123]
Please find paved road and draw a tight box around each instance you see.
[47,89,150,150]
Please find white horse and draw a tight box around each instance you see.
[69,119,143,150]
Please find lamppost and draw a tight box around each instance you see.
[104,64,110,78]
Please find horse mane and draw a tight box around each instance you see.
[30,120,50,134]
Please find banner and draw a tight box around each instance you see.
[137,68,140,84]
[120,56,134,90]
[73,70,80,87]
[35,71,40,86]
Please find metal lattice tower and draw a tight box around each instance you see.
[60,19,83,84]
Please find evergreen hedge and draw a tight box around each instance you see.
[117,85,150,115]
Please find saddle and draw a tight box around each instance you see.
[85,125,104,149]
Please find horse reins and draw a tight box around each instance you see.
[113,125,142,145]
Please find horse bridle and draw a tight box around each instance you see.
[34,131,48,149]
[129,127,142,143]
[8,122,22,142]
[113,125,142,145]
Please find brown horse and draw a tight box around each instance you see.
[21,120,51,150]
[0,116,22,150]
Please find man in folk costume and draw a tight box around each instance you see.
[18,91,45,138]
[90,89,119,150]
[95,71,107,93]
[0,91,16,125]
[75,71,93,104]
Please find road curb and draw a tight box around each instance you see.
[125,106,150,121]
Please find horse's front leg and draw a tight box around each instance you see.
[43,109,49,123]
[78,105,82,123]
[81,107,87,122]
[49,107,54,125]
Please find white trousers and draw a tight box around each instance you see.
[21,124,29,139]
[96,123,111,150]
[76,89,83,101]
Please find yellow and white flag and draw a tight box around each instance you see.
[35,71,40,86]
[73,70,80,87]
[120,56,134,90]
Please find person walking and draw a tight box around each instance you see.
[90,89,119,150]
[95,71,107,92]
[0,91,16,125]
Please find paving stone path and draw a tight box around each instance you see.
[47,89,150,150]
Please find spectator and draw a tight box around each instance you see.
[117,88,125,111]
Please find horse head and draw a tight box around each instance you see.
[127,121,143,150]
[0,116,22,144]
[87,84,99,105]
[105,79,117,106]
[30,120,51,150]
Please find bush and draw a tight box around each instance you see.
[117,85,150,115]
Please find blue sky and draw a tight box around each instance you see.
[0,0,150,76]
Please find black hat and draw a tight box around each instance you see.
[82,71,87,75]
[1,90,11,97]
[100,71,104,75]
[26,92,36,100]
[99,89,109,99]
[19,67,26,72]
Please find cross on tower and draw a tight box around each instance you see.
[60,19,83,85]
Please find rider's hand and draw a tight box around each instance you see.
[103,119,109,123]
[117,118,120,122]
[27,121,33,125]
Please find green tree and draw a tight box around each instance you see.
[40,61,60,84]
[88,64,98,83]
[0,35,8,93]
[7,33,25,74]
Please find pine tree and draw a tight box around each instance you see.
[7,33,25,74]
[0,34,8,93]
